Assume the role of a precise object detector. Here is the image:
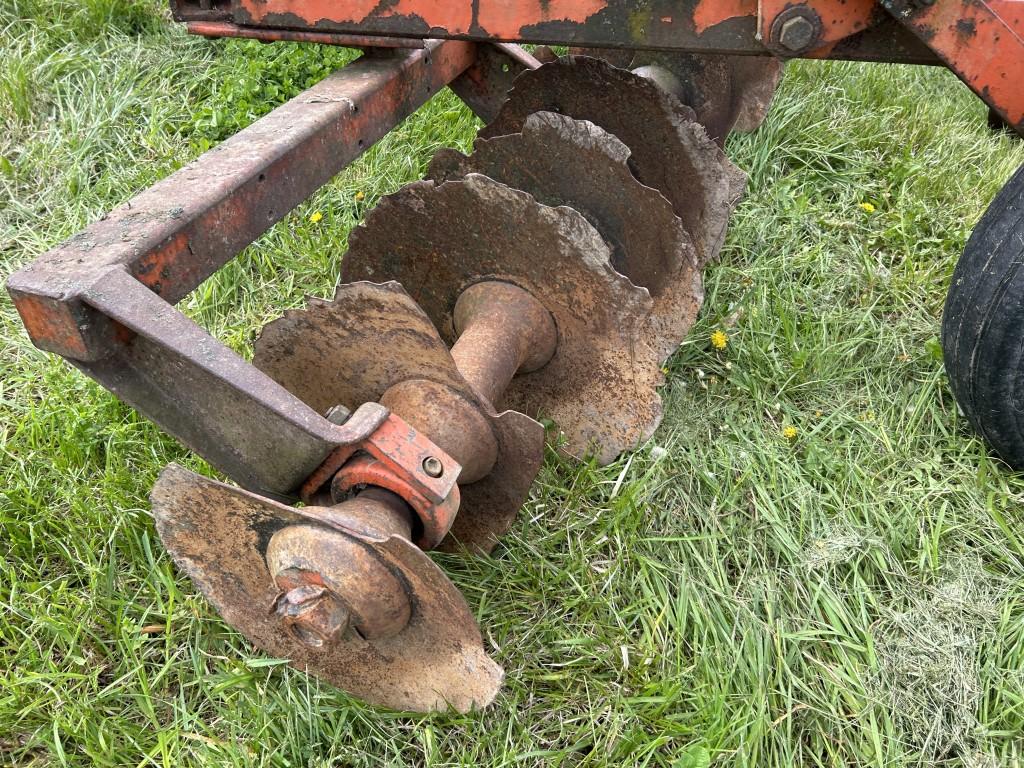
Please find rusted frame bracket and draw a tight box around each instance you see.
[7,40,476,501]
[880,0,1024,132]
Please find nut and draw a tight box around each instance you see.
[778,16,817,52]
[324,404,352,425]
[273,584,350,648]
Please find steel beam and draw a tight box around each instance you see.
[7,40,477,498]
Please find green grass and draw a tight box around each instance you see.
[3,2,1024,765]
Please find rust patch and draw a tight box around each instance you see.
[151,464,503,712]
[254,281,544,553]
[342,174,664,464]
[955,17,977,37]
[481,56,746,263]
[428,110,704,362]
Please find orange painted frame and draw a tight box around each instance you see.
[176,0,1024,132]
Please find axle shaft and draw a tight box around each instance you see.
[451,281,558,406]
[376,281,555,485]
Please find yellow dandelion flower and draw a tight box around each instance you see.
[710,330,728,350]
[782,425,798,440]
[309,211,323,223]
[859,202,876,213]
[355,191,366,201]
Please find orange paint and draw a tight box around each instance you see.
[10,292,90,359]
[915,0,1024,124]
[987,0,1024,37]
[240,0,474,33]
[477,0,606,34]
[301,412,461,550]
[239,0,613,38]
[693,0,756,34]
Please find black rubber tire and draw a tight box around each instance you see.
[943,162,1024,467]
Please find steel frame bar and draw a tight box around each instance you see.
[170,0,897,55]
[172,0,1023,132]
[186,20,427,48]
[7,40,476,499]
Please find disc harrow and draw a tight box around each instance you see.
[13,52,752,712]
[147,56,747,711]
[10,0,1024,722]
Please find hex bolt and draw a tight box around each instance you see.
[422,456,444,478]
[273,583,350,648]
[778,16,817,52]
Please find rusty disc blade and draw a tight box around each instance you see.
[726,56,784,133]
[253,281,544,554]
[568,49,783,136]
[253,281,467,416]
[342,174,663,464]
[481,55,746,265]
[629,52,784,138]
[151,463,503,712]
[429,110,703,363]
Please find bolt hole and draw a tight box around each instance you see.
[357,139,364,147]
[258,173,266,182]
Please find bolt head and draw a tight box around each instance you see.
[422,456,444,478]
[779,16,817,52]
[273,584,350,648]
[324,404,352,426]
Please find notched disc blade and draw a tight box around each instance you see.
[253,281,543,555]
[482,55,746,265]
[429,110,703,362]
[342,174,664,464]
[629,52,784,137]
[151,463,503,712]
[253,281,464,415]
[725,56,784,133]
[568,49,783,136]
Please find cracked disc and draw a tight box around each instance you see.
[341,174,663,464]
[482,55,746,265]
[151,463,503,712]
[252,281,543,554]
[428,110,702,363]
